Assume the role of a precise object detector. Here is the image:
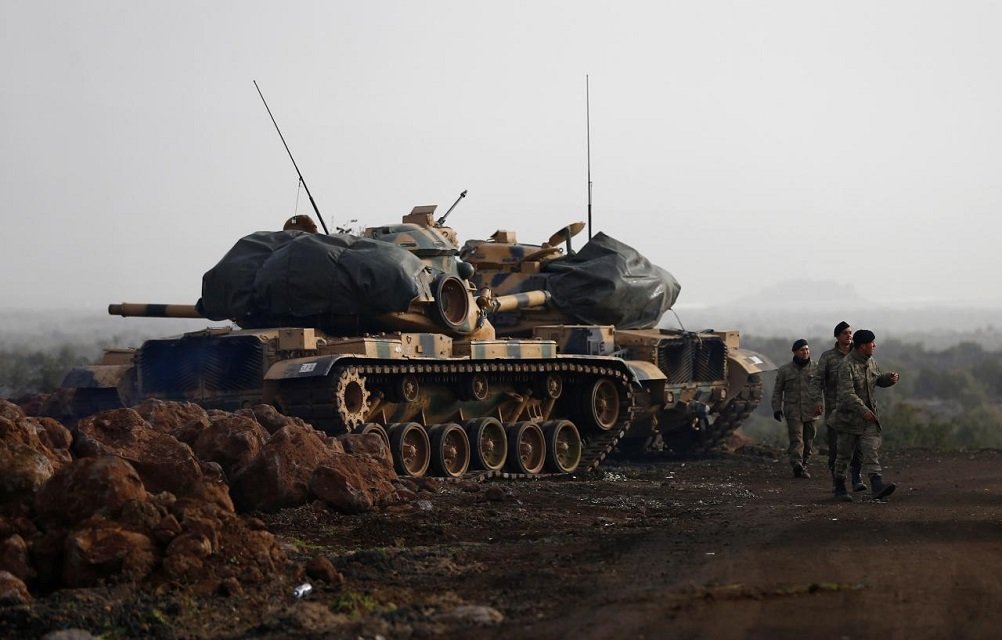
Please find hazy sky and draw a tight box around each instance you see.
[2,1,1000,313]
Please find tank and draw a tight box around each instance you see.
[459,221,775,456]
[61,208,650,480]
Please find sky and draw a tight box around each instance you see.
[2,1,1000,314]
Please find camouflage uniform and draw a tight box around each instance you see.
[832,349,897,479]
[771,359,818,472]
[811,344,862,477]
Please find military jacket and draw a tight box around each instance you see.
[810,344,849,414]
[771,359,817,422]
[833,349,896,434]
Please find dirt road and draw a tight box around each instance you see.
[5,448,1001,639]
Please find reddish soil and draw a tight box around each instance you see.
[4,447,1002,639]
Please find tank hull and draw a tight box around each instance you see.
[62,327,638,478]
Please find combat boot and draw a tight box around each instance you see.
[833,478,853,502]
[869,474,896,500]
[851,464,866,492]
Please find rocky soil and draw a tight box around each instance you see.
[0,398,1000,639]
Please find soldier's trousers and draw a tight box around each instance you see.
[786,418,817,469]
[833,424,882,478]
[824,412,861,472]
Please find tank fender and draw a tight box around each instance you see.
[727,348,775,375]
[263,355,353,380]
[61,364,132,389]
[623,360,666,384]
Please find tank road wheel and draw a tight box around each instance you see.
[541,420,582,474]
[581,377,620,431]
[505,422,546,475]
[388,422,431,477]
[429,423,471,478]
[464,417,507,471]
[360,422,391,455]
[334,368,371,431]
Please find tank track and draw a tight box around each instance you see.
[662,377,764,456]
[284,357,637,479]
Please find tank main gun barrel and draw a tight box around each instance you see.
[109,303,204,319]
[489,290,551,313]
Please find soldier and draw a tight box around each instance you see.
[812,321,866,493]
[832,329,900,501]
[771,338,821,478]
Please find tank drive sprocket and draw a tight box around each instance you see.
[333,367,371,432]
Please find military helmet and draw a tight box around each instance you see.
[283,215,318,233]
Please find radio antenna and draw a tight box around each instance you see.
[253,80,331,234]
[586,74,593,240]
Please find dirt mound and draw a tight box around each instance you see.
[0,399,408,601]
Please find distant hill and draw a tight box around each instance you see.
[664,279,1002,349]
[727,279,869,309]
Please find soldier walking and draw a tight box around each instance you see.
[832,329,900,501]
[771,339,820,478]
[812,321,866,493]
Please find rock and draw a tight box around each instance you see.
[0,534,33,582]
[0,401,26,423]
[119,496,169,534]
[310,453,399,514]
[30,416,74,462]
[73,408,233,512]
[337,432,393,468]
[133,399,211,444]
[0,439,55,506]
[161,503,285,585]
[162,532,214,580]
[34,456,147,529]
[236,404,311,435]
[484,486,507,503]
[152,513,183,544]
[0,570,30,605]
[305,554,345,587]
[229,424,336,512]
[192,414,269,478]
[62,519,159,587]
[0,410,72,500]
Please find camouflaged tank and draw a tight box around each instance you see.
[62,208,650,479]
[459,222,774,455]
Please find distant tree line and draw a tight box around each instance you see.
[0,344,97,399]
[742,335,1002,450]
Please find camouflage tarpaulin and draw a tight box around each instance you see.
[196,231,430,325]
[542,232,681,328]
